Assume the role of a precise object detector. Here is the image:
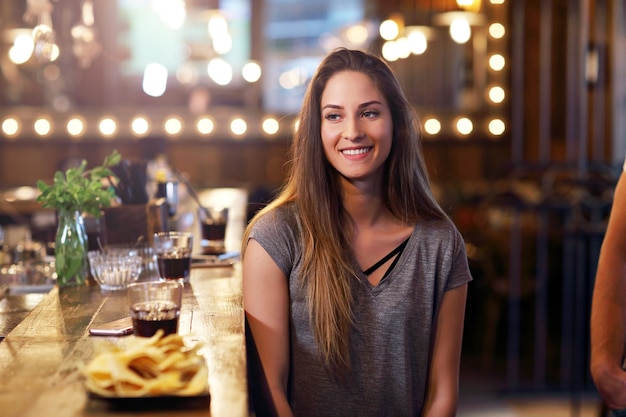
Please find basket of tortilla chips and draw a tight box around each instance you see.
[84,330,208,398]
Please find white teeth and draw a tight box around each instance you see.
[342,148,370,156]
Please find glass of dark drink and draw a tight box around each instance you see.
[127,281,183,337]
[197,206,228,256]
[153,232,193,283]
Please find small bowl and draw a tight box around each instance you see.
[88,251,142,291]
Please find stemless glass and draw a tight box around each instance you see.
[127,281,183,337]
[152,232,193,283]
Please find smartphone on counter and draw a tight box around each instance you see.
[89,317,133,336]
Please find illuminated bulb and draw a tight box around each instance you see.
[242,61,262,83]
[208,15,228,38]
[489,23,506,39]
[2,118,20,137]
[488,119,506,136]
[213,32,232,55]
[143,63,168,97]
[490,0,505,4]
[396,37,411,59]
[131,116,150,136]
[207,58,233,86]
[457,0,482,12]
[381,40,400,62]
[66,117,85,137]
[424,118,442,135]
[489,86,505,103]
[99,117,117,137]
[408,30,428,55]
[456,117,473,135]
[8,34,34,64]
[489,54,505,71]
[34,118,52,137]
[379,19,399,41]
[230,118,247,137]
[164,117,183,136]
[196,117,215,135]
[450,18,471,44]
[262,118,280,136]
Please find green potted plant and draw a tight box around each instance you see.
[37,151,121,287]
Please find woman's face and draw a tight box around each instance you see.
[320,71,393,189]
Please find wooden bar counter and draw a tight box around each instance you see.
[0,264,250,417]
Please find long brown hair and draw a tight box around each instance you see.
[243,48,446,375]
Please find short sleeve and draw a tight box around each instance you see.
[248,206,300,277]
[446,226,473,291]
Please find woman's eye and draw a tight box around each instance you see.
[324,113,341,121]
[362,110,379,118]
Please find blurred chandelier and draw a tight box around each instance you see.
[22,0,102,68]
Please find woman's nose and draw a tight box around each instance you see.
[342,117,364,141]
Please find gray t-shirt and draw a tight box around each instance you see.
[249,204,473,417]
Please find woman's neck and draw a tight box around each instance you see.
[341,178,389,229]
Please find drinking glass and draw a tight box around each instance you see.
[197,206,228,256]
[152,232,193,283]
[127,281,183,337]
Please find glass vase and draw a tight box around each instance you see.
[55,209,88,287]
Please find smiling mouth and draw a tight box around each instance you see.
[341,147,372,156]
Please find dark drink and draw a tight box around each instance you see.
[157,254,191,281]
[130,300,179,337]
[201,222,227,255]
[201,222,226,240]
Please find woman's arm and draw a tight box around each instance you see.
[243,239,294,417]
[422,284,468,417]
[591,173,626,410]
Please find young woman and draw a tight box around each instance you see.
[243,48,472,417]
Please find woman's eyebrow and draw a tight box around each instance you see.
[321,100,384,111]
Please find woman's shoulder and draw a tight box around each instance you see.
[251,202,300,237]
[413,216,465,244]
[255,202,298,224]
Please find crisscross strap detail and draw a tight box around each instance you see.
[362,237,410,277]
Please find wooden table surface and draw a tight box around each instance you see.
[0,264,250,417]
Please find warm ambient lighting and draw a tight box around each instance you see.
[196,117,215,135]
[2,117,21,137]
[164,116,183,136]
[0,112,300,141]
[34,117,52,137]
[379,19,400,41]
[489,23,506,39]
[242,61,262,83]
[488,118,506,136]
[456,117,474,136]
[489,54,505,71]
[8,32,34,64]
[423,118,442,135]
[457,0,482,13]
[262,117,280,136]
[98,117,118,137]
[488,85,506,103]
[66,116,86,137]
[449,17,471,44]
[230,118,247,137]
[131,116,150,137]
